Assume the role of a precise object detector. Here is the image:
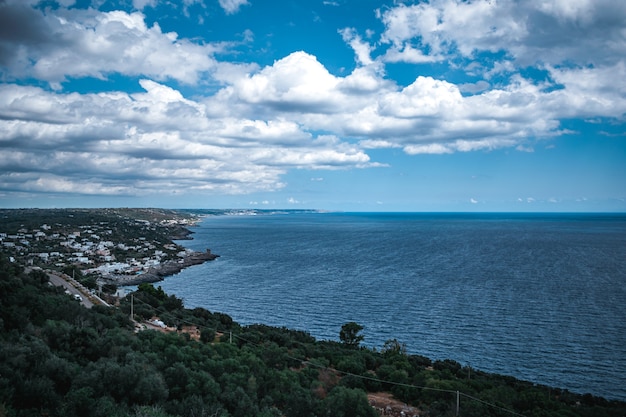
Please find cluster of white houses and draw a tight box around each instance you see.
[0,221,191,277]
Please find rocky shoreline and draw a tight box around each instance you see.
[101,249,219,286]
[0,207,221,287]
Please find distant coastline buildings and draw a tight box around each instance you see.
[0,210,210,285]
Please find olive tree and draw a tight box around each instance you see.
[339,322,364,348]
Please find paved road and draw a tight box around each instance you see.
[46,272,95,308]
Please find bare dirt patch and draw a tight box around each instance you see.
[368,392,422,416]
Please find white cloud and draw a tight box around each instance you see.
[227,51,343,113]
[377,0,626,67]
[339,67,390,94]
[359,140,401,149]
[403,143,452,155]
[378,76,462,118]
[382,44,439,64]
[132,0,157,10]
[339,28,375,66]
[458,80,490,94]
[0,79,377,197]
[7,173,132,195]
[516,145,534,153]
[0,5,221,85]
[404,138,518,155]
[217,51,569,153]
[0,1,624,202]
[378,0,520,57]
[218,0,249,15]
[547,62,626,118]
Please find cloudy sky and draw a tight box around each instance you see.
[1,0,624,211]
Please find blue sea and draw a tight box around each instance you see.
[158,212,626,401]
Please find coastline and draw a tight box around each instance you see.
[100,219,219,286]
[0,207,220,288]
[155,211,626,402]
[100,249,219,286]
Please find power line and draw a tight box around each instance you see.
[127,295,527,417]
[459,392,528,417]
[233,332,527,417]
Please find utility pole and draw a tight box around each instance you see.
[456,390,460,416]
[130,294,134,321]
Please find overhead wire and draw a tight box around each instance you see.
[127,293,527,417]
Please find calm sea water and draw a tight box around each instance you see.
[158,212,626,400]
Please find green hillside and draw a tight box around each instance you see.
[1,254,625,417]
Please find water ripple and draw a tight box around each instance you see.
[161,213,626,401]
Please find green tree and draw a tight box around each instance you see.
[62,265,83,279]
[382,338,407,357]
[28,269,49,285]
[200,328,216,344]
[339,322,364,348]
[324,386,378,417]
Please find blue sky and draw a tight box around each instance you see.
[0,0,625,211]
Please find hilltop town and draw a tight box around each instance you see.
[0,208,218,289]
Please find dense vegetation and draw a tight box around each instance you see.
[1,255,625,417]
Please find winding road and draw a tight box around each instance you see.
[45,271,95,309]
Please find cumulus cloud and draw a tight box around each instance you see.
[373,0,626,116]
[0,74,379,197]
[0,0,624,201]
[546,62,626,118]
[0,2,221,86]
[213,50,568,156]
[377,0,626,66]
[225,52,343,114]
